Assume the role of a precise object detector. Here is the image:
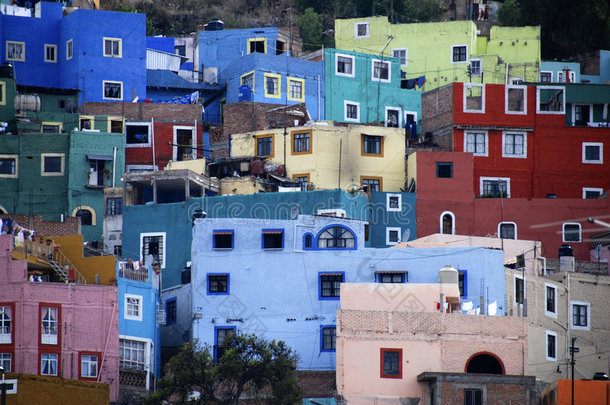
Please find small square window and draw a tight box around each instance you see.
[386,193,401,211]
[506,86,526,114]
[514,275,524,305]
[571,302,589,329]
[355,22,369,38]
[344,101,360,122]
[248,38,266,54]
[166,298,177,325]
[103,81,122,100]
[464,388,482,405]
[292,131,311,154]
[386,227,401,245]
[498,222,516,239]
[503,132,527,158]
[109,119,124,133]
[262,229,283,249]
[80,354,99,378]
[362,177,382,192]
[582,142,602,164]
[537,86,565,114]
[376,272,406,283]
[45,44,57,63]
[6,41,25,61]
[464,131,488,156]
[213,230,234,249]
[380,348,402,378]
[256,135,274,157]
[372,59,390,82]
[0,353,12,373]
[241,71,254,90]
[103,37,122,57]
[106,197,122,215]
[126,123,151,146]
[42,123,61,133]
[385,108,400,127]
[264,74,281,98]
[562,223,581,242]
[583,187,603,199]
[208,274,229,294]
[336,54,355,77]
[452,45,467,63]
[288,78,304,101]
[546,331,557,361]
[41,154,64,176]
[392,48,407,66]
[436,162,453,178]
[320,326,336,351]
[540,71,552,82]
[480,177,510,198]
[141,233,165,268]
[362,135,383,156]
[41,353,58,376]
[545,284,557,317]
[125,294,143,321]
[469,59,481,76]
[0,155,17,177]
[463,83,485,113]
[319,273,343,299]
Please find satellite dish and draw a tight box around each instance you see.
[290,205,299,220]
[344,181,360,193]
[402,228,410,242]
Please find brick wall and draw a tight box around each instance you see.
[1,214,79,236]
[421,83,454,150]
[78,102,202,122]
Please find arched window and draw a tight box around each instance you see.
[0,205,7,214]
[72,206,96,226]
[440,211,455,235]
[465,352,505,374]
[317,225,355,249]
[304,233,313,249]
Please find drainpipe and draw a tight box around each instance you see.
[112,147,117,187]
[566,273,571,377]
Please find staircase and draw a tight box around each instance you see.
[47,259,70,282]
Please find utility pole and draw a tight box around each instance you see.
[570,337,579,405]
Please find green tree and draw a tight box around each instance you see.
[296,8,323,50]
[496,0,523,26]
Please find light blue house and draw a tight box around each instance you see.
[324,48,421,132]
[190,215,506,372]
[539,60,581,83]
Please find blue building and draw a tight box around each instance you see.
[1,1,146,104]
[189,215,506,372]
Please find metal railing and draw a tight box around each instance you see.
[119,261,149,282]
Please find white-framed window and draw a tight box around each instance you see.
[582,187,603,199]
[41,353,58,376]
[545,283,557,318]
[44,44,57,63]
[125,293,143,321]
[385,107,401,127]
[103,37,122,58]
[140,232,166,268]
[287,77,305,101]
[0,306,12,344]
[510,77,524,85]
[80,354,99,378]
[120,336,151,372]
[0,353,11,372]
[66,39,73,60]
[386,193,401,212]
[344,100,360,122]
[386,227,401,245]
[502,132,527,158]
[41,306,59,345]
[582,142,603,164]
[506,85,527,114]
[537,86,565,114]
[103,80,123,100]
[573,104,593,126]
[464,131,488,156]
[513,274,524,305]
[451,45,468,63]
[498,222,517,239]
[469,59,481,76]
[126,122,152,147]
[354,22,369,38]
[41,153,65,176]
[480,177,510,198]
[557,70,575,83]
[440,211,456,235]
[6,41,25,61]
[392,48,407,66]
[546,330,558,361]
[570,300,590,330]
[372,59,391,83]
[539,71,552,82]
[0,155,18,178]
[335,53,355,78]
[463,83,485,113]
[562,222,581,242]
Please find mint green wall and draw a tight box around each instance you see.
[0,77,17,126]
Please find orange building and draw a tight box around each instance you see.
[541,379,610,405]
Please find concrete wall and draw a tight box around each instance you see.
[51,234,116,285]
[160,283,192,349]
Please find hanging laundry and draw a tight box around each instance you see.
[405,79,417,89]
[416,75,426,88]
[411,122,418,139]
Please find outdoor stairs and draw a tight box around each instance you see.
[47,259,70,282]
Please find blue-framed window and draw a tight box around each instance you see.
[214,326,236,362]
[320,325,336,352]
[316,225,356,249]
[207,273,229,295]
[319,272,344,300]
[458,270,467,297]
[213,230,234,250]
[165,298,177,325]
[376,272,407,283]
[262,229,284,249]
[303,233,313,249]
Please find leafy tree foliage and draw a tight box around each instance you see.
[296,8,323,50]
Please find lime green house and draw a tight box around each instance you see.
[335,17,541,91]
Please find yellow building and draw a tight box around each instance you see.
[230,123,406,192]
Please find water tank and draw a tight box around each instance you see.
[559,244,574,272]
[205,18,224,31]
[238,85,252,102]
[0,63,14,78]
[438,265,458,284]
[14,94,41,112]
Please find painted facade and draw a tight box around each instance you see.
[230,123,407,192]
[539,61,581,84]
[334,17,541,91]
[541,379,610,405]
[324,48,421,129]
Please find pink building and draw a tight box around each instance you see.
[337,280,535,405]
[0,234,119,402]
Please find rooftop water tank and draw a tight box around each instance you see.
[238,85,252,102]
[205,18,224,31]
[438,265,458,284]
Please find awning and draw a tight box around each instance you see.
[262,230,283,235]
[320,272,343,276]
[87,153,113,161]
[375,271,407,274]
[268,174,295,183]
[213,231,233,235]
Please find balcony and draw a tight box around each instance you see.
[119,368,148,388]
[119,261,149,283]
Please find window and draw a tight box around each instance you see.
[6,41,24,61]
[0,353,11,372]
[103,81,122,100]
[514,274,524,305]
[498,222,517,239]
[126,123,151,146]
[106,197,122,215]
[120,338,146,369]
[570,301,590,330]
[66,39,73,60]
[275,40,285,54]
[386,194,401,212]
[545,284,557,317]
[458,271,467,297]
[480,177,510,198]
[103,37,122,57]
[41,306,59,345]
[319,273,344,299]
[0,155,17,177]
[125,294,143,321]
[583,187,603,199]
[540,71,552,82]
[385,107,401,127]
[452,45,467,63]
[255,134,274,158]
[562,223,581,242]
[41,353,58,376]
[287,77,304,101]
[79,116,93,130]
[573,104,592,126]
[386,227,401,245]
[380,348,402,378]
[45,44,57,63]
[141,232,165,268]
[304,233,313,249]
[317,225,355,249]
[292,130,311,154]
[582,142,602,164]
[74,207,94,226]
[463,83,485,112]
[436,162,453,178]
[372,59,390,82]
[354,22,369,38]
[175,44,186,56]
[215,327,236,362]
[376,272,406,283]
[0,82,4,106]
[344,101,360,122]
[42,122,62,133]
[293,173,310,187]
[557,70,575,83]
[362,135,383,156]
[114,245,122,256]
[440,211,456,235]
[240,71,254,90]
[336,54,355,77]
[464,131,488,156]
[247,38,266,54]
[361,177,382,192]
[503,132,527,158]
[109,118,124,133]
[464,388,482,405]
[320,326,336,351]
[546,331,557,361]
[80,353,99,379]
[213,230,234,250]
[262,229,284,249]
[537,86,564,114]
[165,298,177,325]
[506,86,526,114]
[392,48,407,66]
[41,153,64,176]
[264,73,280,98]
[0,306,12,344]
[208,274,229,294]
[469,59,481,76]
